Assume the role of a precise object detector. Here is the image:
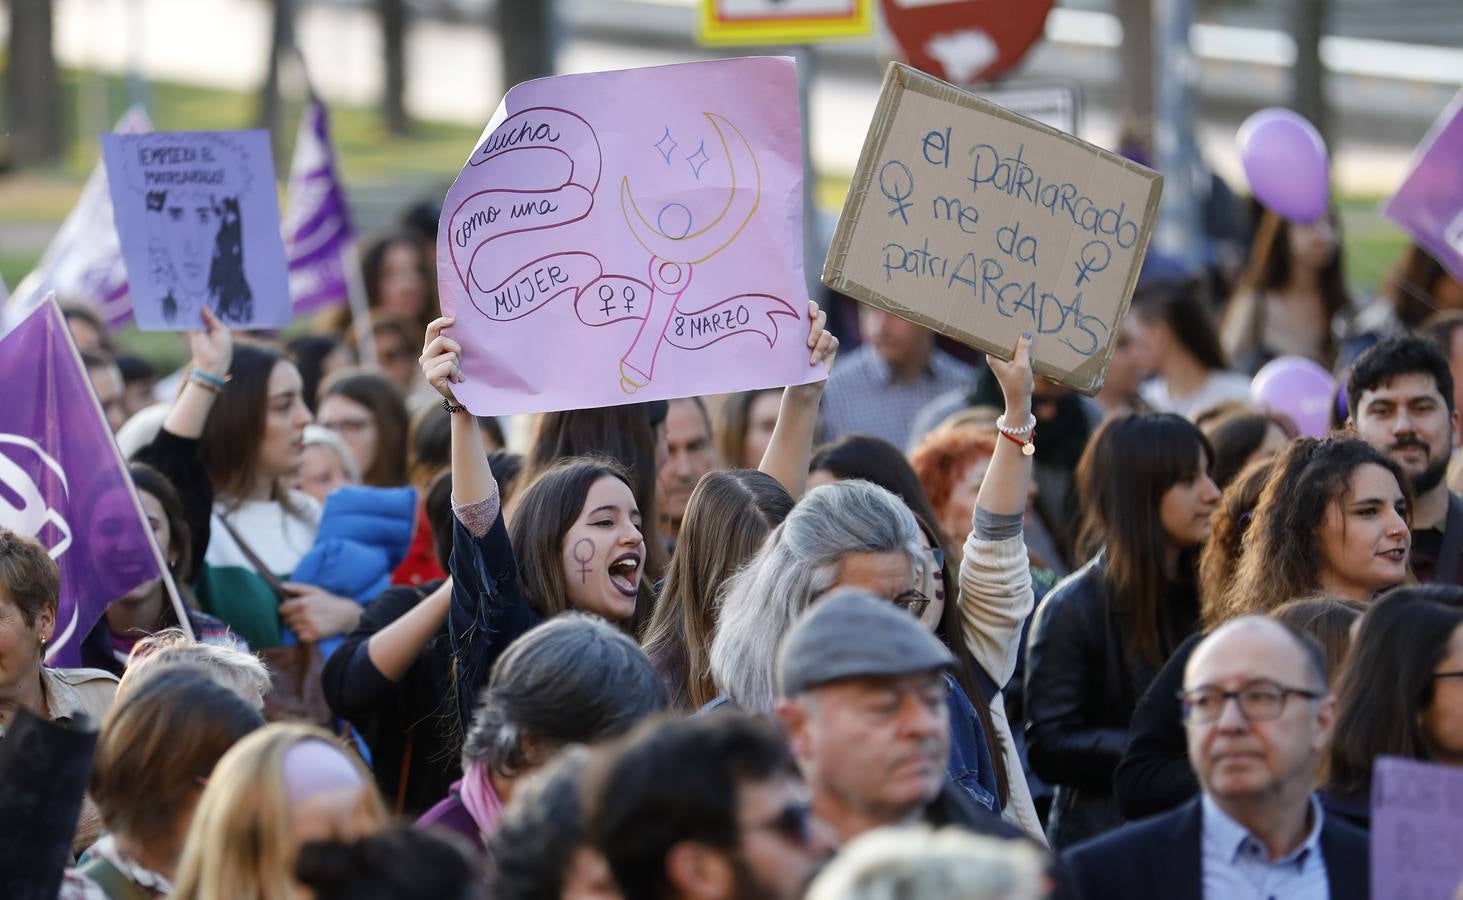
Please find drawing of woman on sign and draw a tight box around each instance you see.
[128,135,255,326]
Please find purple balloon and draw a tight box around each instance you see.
[1238,108,1330,225]
[1251,356,1336,438]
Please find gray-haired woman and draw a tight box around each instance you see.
[415,613,666,852]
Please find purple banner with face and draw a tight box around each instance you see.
[283,99,357,314]
[1384,89,1463,283]
[0,300,162,667]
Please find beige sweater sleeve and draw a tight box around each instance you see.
[958,531,1035,688]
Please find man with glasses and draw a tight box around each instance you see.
[775,590,1022,845]
[587,711,831,900]
[1064,616,1369,900]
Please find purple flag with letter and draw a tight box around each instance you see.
[1384,89,1463,283]
[283,97,357,313]
[0,299,162,667]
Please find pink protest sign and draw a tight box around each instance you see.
[437,57,823,416]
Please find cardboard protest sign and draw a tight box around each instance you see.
[1371,756,1463,899]
[1384,88,1463,283]
[0,299,167,666]
[437,57,825,417]
[823,63,1161,394]
[101,130,292,331]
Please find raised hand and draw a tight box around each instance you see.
[420,316,464,403]
[806,300,839,371]
[987,331,1034,420]
[188,307,233,379]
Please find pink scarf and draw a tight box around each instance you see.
[459,760,504,837]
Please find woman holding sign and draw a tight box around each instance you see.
[422,303,837,730]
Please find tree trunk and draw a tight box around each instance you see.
[497,0,554,91]
[378,0,409,135]
[1291,0,1330,148]
[1115,0,1155,153]
[6,0,62,166]
[258,0,296,155]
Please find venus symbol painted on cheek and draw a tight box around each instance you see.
[573,538,595,583]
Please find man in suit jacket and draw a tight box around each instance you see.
[1064,616,1369,900]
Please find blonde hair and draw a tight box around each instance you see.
[806,826,1049,900]
[172,723,385,900]
[117,627,270,708]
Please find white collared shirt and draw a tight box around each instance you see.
[1201,793,1329,900]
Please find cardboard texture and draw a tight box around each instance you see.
[823,63,1162,394]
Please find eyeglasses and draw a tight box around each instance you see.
[745,799,813,846]
[892,589,930,619]
[1433,671,1463,682]
[1177,679,1324,724]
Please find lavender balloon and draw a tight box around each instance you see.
[1251,356,1336,438]
[1238,109,1330,224]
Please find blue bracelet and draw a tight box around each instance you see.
[191,369,229,388]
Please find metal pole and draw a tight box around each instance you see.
[794,46,820,299]
[1152,0,1202,269]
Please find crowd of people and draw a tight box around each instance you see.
[4,207,1463,900]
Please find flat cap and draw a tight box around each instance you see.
[777,589,956,696]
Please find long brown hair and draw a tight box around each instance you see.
[318,368,410,487]
[1215,437,1411,626]
[641,470,793,710]
[1223,208,1352,367]
[509,457,653,635]
[524,405,667,582]
[200,342,294,508]
[714,388,780,469]
[1326,586,1463,798]
[1198,457,1276,625]
[1076,413,1214,669]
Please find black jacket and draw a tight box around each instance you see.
[1024,556,1199,848]
[1062,796,1371,900]
[321,580,462,817]
[1114,633,1203,821]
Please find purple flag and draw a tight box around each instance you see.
[0,299,162,667]
[283,98,357,313]
[7,107,151,328]
[1384,89,1463,283]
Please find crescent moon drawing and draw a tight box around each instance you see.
[620,112,761,265]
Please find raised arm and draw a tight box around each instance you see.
[758,300,838,497]
[957,333,1037,687]
[133,308,233,577]
[420,316,539,727]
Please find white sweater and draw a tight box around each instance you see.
[958,527,1047,846]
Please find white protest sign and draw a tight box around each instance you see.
[823,63,1161,393]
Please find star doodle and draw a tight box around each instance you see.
[685,140,711,179]
[654,127,678,164]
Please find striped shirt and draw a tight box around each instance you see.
[819,346,977,450]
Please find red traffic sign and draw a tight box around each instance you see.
[880,0,1054,84]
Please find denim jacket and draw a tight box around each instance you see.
[946,674,999,811]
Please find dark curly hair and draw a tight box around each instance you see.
[1216,438,1410,624]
